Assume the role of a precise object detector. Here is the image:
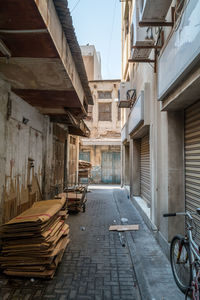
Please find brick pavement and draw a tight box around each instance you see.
[0,186,141,300]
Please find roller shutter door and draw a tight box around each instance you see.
[101,152,121,184]
[185,101,200,241]
[140,135,151,205]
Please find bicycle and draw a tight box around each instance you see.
[163,208,200,299]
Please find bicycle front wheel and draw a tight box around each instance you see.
[170,235,192,294]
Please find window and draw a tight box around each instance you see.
[79,151,90,162]
[98,91,112,99]
[86,105,93,121]
[99,103,112,121]
[70,136,76,145]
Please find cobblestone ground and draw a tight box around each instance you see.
[0,186,141,300]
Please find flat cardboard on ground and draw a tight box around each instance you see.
[109,225,139,231]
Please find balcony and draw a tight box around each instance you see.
[128,84,150,137]
[158,0,200,102]
[128,91,144,135]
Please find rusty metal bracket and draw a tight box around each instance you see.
[129,29,164,73]
[128,49,157,73]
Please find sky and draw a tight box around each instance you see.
[68,0,122,80]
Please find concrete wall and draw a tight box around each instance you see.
[1,82,45,222]
[0,78,71,224]
[80,80,121,184]
[120,0,200,255]
[81,45,102,81]
[85,80,121,139]
[0,79,9,223]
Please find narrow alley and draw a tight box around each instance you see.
[0,186,182,300]
[0,0,200,299]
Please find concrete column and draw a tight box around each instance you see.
[130,138,140,197]
[125,144,130,185]
[121,144,125,186]
[0,80,10,223]
[167,110,185,240]
[76,137,79,185]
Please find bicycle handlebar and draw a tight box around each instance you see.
[163,213,176,217]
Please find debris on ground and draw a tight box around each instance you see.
[109,225,139,231]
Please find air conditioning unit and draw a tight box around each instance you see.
[131,0,154,60]
[140,0,172,23]
[118,82,136,108]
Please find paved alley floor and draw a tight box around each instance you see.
[0,186,183,300]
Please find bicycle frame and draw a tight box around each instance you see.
[163,210,200,299]
[177,212,200,299]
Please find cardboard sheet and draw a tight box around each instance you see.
[0,196,70,278]
[109,225,139,231]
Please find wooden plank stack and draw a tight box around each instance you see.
[0,194,70,279]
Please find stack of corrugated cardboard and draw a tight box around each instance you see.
[0,194,70,279]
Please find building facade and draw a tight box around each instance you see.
[80,45,102,81]
[80,79,121,184]
[80,45,121,184]
[120,0,200,254]
[0,0,92,224]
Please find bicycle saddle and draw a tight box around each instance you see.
[196,208,200,215]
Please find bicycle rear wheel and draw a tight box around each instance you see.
[170,235,192,294]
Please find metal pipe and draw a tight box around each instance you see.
[0,29,48,34]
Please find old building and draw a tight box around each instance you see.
[0,0,92,223]
[80,46,121,184]
[120,0,200,254]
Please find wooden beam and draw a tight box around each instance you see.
[128,59,155,63]
[132,45,162,49]
[139,21,174,27]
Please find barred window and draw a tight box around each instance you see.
[98,91,112,99]
[86,105,93,121]
[98,103,112,121]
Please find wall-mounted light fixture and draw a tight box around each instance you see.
[22,117,29,125]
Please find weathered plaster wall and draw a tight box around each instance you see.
[3,92,44,222]
[0,79,71,223]
[0,79,9,223]
[86,80,121,139]
[68,135,79,186]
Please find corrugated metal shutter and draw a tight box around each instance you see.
[101,152,113,184]
[140,135,151,206]
[101,152,121,184]
[185,101,200,241]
